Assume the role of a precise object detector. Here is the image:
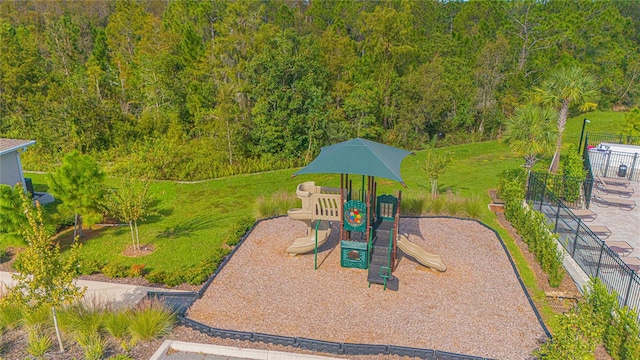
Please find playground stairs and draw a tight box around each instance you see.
[367,222,398,291]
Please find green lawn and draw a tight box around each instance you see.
[8,110,624,273]
[11,142,521,277]
[2,111,627,294]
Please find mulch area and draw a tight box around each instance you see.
[185,216,547,359]
[0,203,611,359]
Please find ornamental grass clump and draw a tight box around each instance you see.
[400,194,428,215]
[443,193,465,217]
[428,196,447,215]
[128,300,175,343]
[25,324,52,359]
[255,190,298,219]
[76,332,108,360]
[0,301,24,331]
[58,303,105,335]
[462,196,484,219]
[104,311,134,351]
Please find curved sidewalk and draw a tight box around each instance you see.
[0,271,176,309]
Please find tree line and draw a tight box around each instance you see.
[1,0,639,180]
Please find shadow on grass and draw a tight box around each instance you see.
[156,216,214,240]
[54,226,109,251]
[140,199,172,224]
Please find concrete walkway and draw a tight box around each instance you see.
[151,341,346,360]
[0,271,177,309]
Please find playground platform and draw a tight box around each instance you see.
[186,216,547,359]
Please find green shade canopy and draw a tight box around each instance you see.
[293,138,413,186]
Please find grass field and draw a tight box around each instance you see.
[1,111,627,288]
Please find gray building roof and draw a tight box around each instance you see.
[0,138,36,156]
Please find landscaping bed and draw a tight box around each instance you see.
[186,216,547,359]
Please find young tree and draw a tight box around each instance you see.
[47,150,105,239]
[6,190,85,353]
[0,184,28,234]
[100,178,154,251]
[502,104,557,170]
[423,149,451,199]
[532,65,599,174]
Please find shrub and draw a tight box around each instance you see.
[129,264,146,278]
[536,278,640,359]
[145,270,168,285]
[225,216,255,246]
[147,268,187,286]
[78,258,105,275]
[164,272,186,287]
[129,300,175,343]
[604,307,640,359]
[187,247,232,285]
[500,168,565,287]
[102,261,130,278]
[534,309,594,359]
[562,144,586,202]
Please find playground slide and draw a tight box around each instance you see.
[286,219,331,256]
[397,234,447,272]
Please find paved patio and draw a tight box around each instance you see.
[587,180,640,257]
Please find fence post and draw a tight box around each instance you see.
[620,134,624,144]
[571,220,581,257]
[595,241,606,278]
[604,151,611,178]
[624,274,634,307]
[629,153,638,181]
[536,178,547,211]
[554,202,561,232]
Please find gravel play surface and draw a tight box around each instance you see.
[187,217,547,359]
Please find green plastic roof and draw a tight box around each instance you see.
[293,138,412,185]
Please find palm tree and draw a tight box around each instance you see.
[503,105,558,170]
[533,66,598,174]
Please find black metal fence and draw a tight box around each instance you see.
[585,133,640,182]
[527,173,640,311]
[585,132,640,148]
[532,171,593,209]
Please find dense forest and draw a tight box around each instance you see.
[1,0,639,180]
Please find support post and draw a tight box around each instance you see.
[340,174,344,241]
[365,176,371,245]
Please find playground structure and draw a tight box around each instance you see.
[285,182,340,255]
[287,179,446,291]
